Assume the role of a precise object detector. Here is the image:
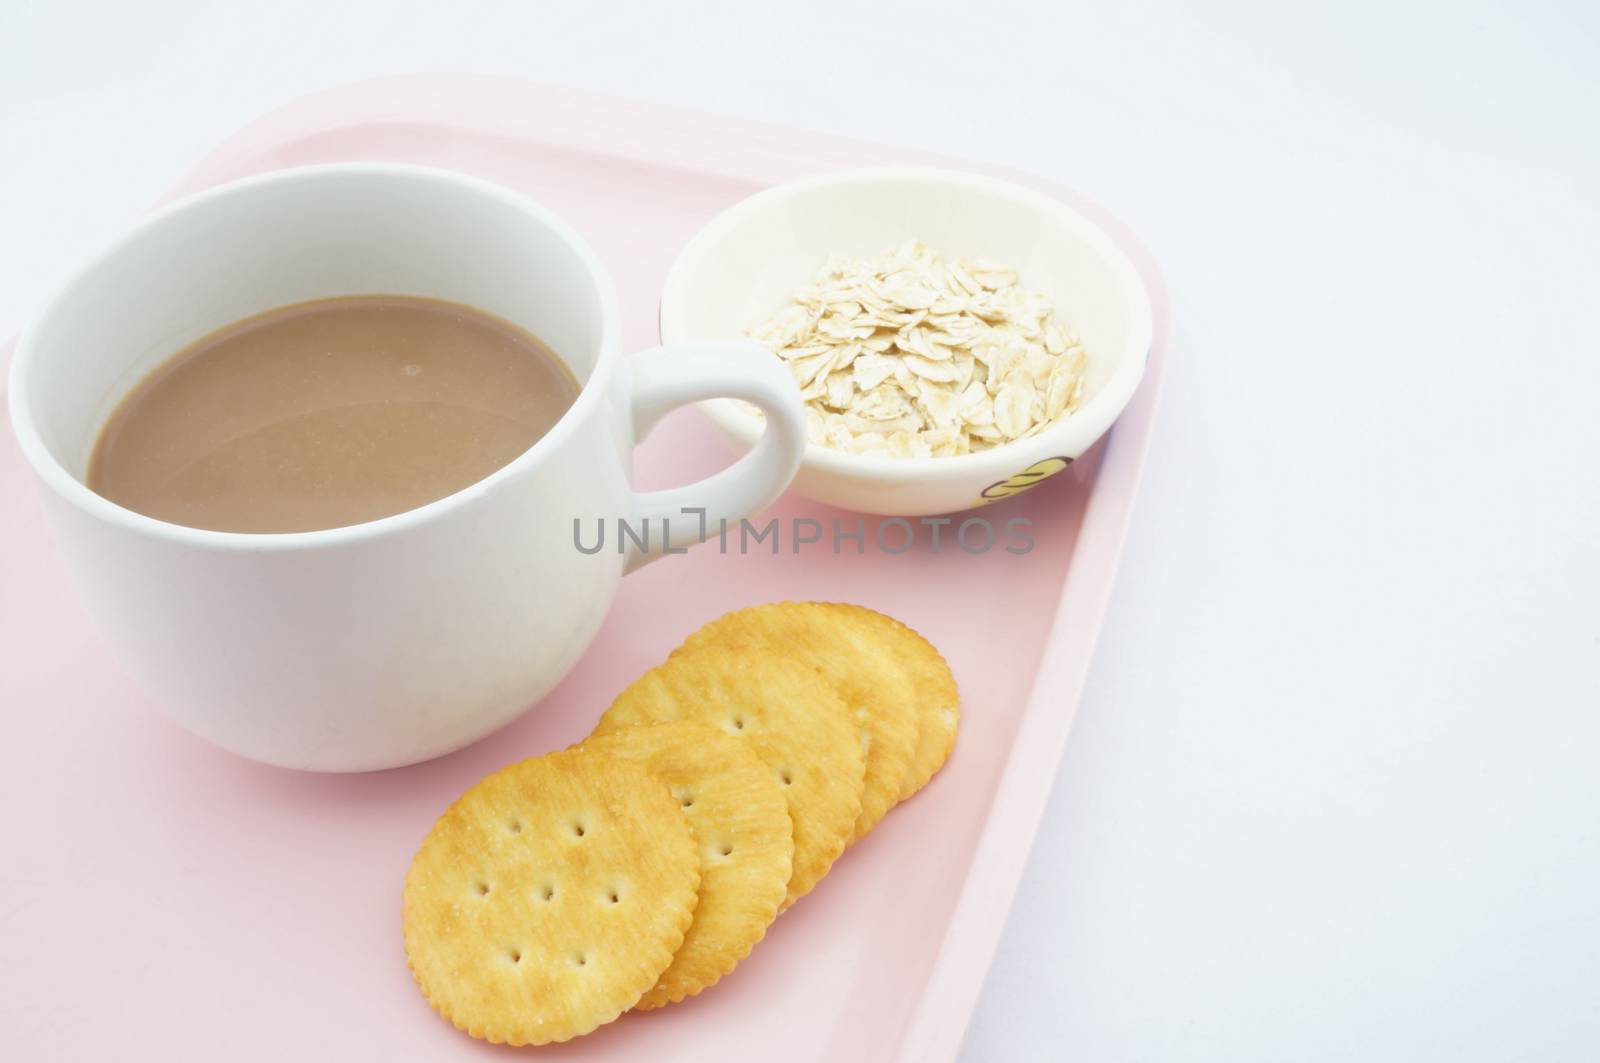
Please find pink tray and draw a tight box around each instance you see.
[0,76,1167,1060]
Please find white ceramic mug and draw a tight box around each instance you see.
[7,163,806,771]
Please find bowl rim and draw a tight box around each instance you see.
[658,165,1154,484]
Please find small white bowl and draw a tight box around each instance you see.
[659,166,1154,515]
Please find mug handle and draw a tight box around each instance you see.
[620,340,806,573]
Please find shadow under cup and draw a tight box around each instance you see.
[9,164,635,772]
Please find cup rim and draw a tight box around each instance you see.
[658,165,1154,483]
[6,162,623,551]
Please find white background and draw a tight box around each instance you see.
[3,2,1597,1059]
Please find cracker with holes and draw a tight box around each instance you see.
[675,601,920,841]
[402,750,699,1046]
[595,648,864,907]
[823,603,960,800]
[579,721,792,1007]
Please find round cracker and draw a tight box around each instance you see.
[595,648,863,906]
[675,601,919,841]
[402,750,699,1046]
[579,721,792,1008]
[823,603,960,800]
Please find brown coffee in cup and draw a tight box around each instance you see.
[87,295,580,534]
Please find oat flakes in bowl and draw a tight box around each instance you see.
[748,239,1089,460]
[659,166,1154,516]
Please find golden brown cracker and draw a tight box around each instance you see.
[596,648,863,906]
[402,750,699,1046]
[579,721,792,1008]
[823,603,960,800]
[675,601,920,841]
